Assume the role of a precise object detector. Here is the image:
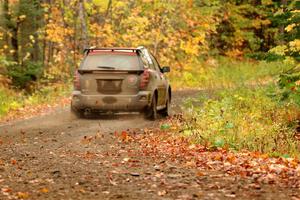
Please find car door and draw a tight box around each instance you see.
[150,54,167,107]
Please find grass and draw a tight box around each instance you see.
[180,57,300,158]
[170,57,291,89]
[183,86,300,157]
[0,83,71,118]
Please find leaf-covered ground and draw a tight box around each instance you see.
[0,97,70,124]
[0,91,299,200]
[133,116,300,189]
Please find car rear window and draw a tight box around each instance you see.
[81,52,143,70]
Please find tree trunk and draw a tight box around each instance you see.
[11,25,19,63]
[79,0,88,49]
[252,0,262,6]
[105,0,112,20]
[32,1,41,62]
[3,0,19,62]
[73,1,78,66]
[3,0,9,49]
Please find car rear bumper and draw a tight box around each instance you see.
[71,91,151,112]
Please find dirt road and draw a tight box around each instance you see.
[0,91,298,200]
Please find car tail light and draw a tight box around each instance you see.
[140,69,150,89]
[73,70,81,90]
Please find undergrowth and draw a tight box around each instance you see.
[183,86,300,157]
[0,83,71,118]
[170,57,291,89]
[181,58,300,158]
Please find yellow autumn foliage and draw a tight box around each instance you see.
[285,23,296,32]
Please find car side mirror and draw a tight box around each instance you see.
[161,66,170,73]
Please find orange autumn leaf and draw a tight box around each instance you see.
[11,159,17,165]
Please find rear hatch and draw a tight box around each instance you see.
[78,50,143,95]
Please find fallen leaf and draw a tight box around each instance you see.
[2,188,12,193]
[121,131,129,141]
[79,189,86,193]
[17,192,29,199]
[196,171,205,176]
[11,159,17,165]
[213,154,222,161]
[109,180,117,186]
[226,154,236,164]
[154,165,160,171]
[185,160,196,167]
[225,194,236,198]
[40,188,49,193]
[158,190,167,196]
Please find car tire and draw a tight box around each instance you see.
[160,92,170,117]
[145,94,158,120]
[70,106,83,119]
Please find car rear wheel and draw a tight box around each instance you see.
[70,106,83,119]
[145,94,158,120]
[160,93,170,117]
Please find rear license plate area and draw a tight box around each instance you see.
[97,79,122,94]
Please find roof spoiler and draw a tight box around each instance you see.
[83,46,146,55]
[77,69,144,74]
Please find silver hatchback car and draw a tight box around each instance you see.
[71,46,171,120]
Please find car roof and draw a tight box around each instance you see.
[84,47,145,54]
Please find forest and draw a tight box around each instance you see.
[0,0,298,87]
[1,1,300,199]
[0,0,300,155]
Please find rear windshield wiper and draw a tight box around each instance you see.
[97,66,115,69]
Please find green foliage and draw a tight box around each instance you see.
[277,66,300,105]
[270,2,300,106]
[24,83,71,105]
[183,86,300,157]
[0,83,71,118]
[170,57,291,89]
[17,0,44,61]
[0,88,20,116]
[0,55,14,67]
[0,56,14,87]
[7,61,43,88]
[160,123,171,130]
[210,0,276,57]
[179,59,300,157]
[245,52,286,61]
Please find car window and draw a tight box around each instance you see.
[148,61,155,70]
[81,53,143,70]
[138,52,150,69]
[141,53,155,70]
[138,48,157,70]
[150,54,161,72]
